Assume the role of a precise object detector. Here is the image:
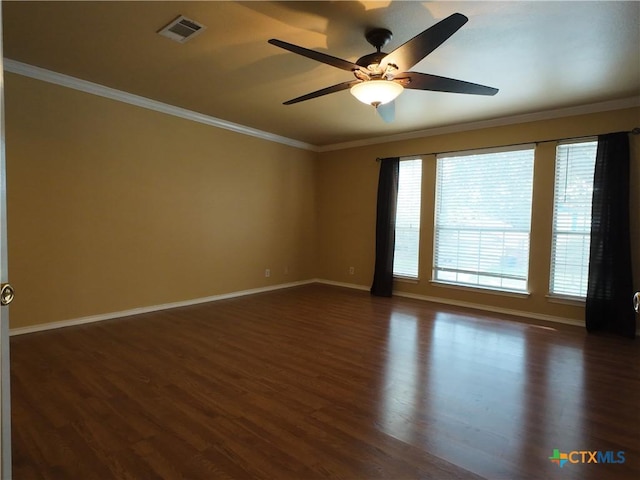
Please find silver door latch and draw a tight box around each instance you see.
[0,283,14,306]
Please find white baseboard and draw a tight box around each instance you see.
[393,290,584,328]
[10,278,634,337]
[313,279,370,292]
[396,289,640,336]
[9,279,316,336]
[314,278,584,329]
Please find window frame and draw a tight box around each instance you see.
[548,137,597,300]
[432,144,536,294]
[392,157,423,280]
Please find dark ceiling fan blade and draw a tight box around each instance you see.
[401,72,498,96]
[376,101,395,123]
[381,13,468,72]
[283,80,360,105]
[268,39,361,72]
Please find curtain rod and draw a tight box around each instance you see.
[376,127,640,161]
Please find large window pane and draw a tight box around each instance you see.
[550,140,597,297]
[433,146,535,293]
[393,159,422,278]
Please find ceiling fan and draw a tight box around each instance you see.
[268,13,498,123]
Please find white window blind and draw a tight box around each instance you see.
[550,139,597,298]
[434,146,535,292]
[393,159,422,278]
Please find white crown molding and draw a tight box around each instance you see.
[5,59,638,155]
[3,58,317,152]
[317,97,640,152]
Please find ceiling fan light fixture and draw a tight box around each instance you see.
[350,80,403,107]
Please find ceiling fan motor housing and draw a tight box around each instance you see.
[357,28,393,73]
[356,51,387,69]
[365,28,393,50]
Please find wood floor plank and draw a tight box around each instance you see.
[10,284,640,479]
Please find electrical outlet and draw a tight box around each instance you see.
[349,266,355,275]
[284,266,289,275]
[265,268,271,278]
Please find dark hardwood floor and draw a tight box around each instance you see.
[10,284,640,479]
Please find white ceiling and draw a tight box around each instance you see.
[3,1,639,147]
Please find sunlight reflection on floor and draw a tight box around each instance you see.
[376,309,587,478]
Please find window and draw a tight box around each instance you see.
[550,139,597,298]
[393,158,422,278]
[433,146,535,292]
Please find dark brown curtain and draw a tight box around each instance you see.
[586,132,635,337]
[371,158,399,297]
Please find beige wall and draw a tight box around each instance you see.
[5,70,638,330]
[317,107,640,322]
[5,73,317,329]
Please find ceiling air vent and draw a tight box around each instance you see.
[157,15,206,43]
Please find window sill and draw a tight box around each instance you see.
[430,280,530,299]
[394,276,419,284]
[546,294,585,306]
